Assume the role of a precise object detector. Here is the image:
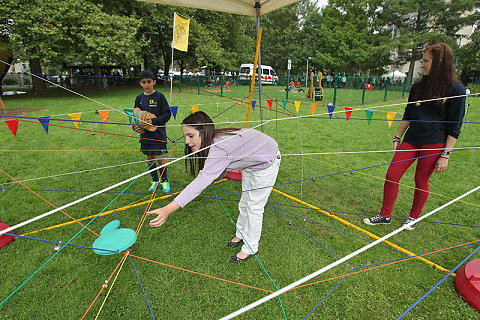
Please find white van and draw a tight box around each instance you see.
[238,64,278,85]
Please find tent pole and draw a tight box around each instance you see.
[255,3,264,132]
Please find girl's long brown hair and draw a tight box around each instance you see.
[413,43,459,101]
[182,111,239,176]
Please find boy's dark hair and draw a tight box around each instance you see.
[138,70,156,81]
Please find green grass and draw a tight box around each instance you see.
[0,84,479,319]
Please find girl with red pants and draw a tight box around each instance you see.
[364,43,466,230]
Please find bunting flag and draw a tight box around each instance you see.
[251,100,256,111]
[173,13,190,52]
[365,110,374,125]
[124,108,134,124]
[68,112,82,129]
[327,103,335,119]
[267,99,273,110]
[282,99,287,110]
[38,116,50,134]
[170,106,178,120]
[234,101,242,106]
[345,107,353,122]
[310,103,317,115]
[294,101,301,113]
[190,104,199,113]
[386,112,397,128]
[0,98,5,110]
[4,119,19,137]
[98,110,110,127]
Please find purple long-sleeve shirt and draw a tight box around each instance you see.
[174,128,279,207]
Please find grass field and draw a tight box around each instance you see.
[0,83,479,319]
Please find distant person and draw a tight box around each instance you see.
[148,111,281,263]
[132,70,172,192]
[364,43,466,230]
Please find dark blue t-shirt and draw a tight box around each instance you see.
[134,91,171,145]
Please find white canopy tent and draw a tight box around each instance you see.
[385,70,407,79]
[140,0,300,128]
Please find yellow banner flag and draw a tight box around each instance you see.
[386,112,397,128]
[68,112,82,129]
[190,105,199,113]
[294,101,301,113]
[98,110,110,127]
[173,13,190,52]
[310,103,317,115]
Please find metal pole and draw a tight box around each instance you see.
[170,12,176,103]
[95,110,108,162]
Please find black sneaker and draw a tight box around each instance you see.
[363,215,391,225]
[403,217,417,230]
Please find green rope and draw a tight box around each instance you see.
[209,185,288,320]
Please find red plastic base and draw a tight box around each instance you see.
[225,169,242,182]
[455,259,480,313]
[0,221,15,249]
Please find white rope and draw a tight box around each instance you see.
[220,184,480,320]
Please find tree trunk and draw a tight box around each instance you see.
[93,65,102,88]
[29,58,47,96]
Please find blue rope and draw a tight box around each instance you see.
[396,244,480,319]
[129,255,156,320]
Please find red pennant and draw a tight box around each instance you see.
[4,119,19,137]
[267,99,273,110]
[345,107,353,122]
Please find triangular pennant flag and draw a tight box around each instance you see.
[38,116,50,134]
[4,119,19,137]
[327,103,335,119]
[190,105,199,113]
[124,108,134,124]
[251,100,256,111]
[294,101,301,113]
[365,110,374,125]
[170,106,178,120]
[310,103,317,115]
[282,99,287,110]
[386,112,397,128]
[98,110,110,127]
[345,107,353,122]
[68,112,82,129]
[234,101,242,106]
[267,99,273,110]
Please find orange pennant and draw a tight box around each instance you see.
[310,103,317,115]
[4,119,19,137]
[345,107,353,122]
[0,98,5,110]
[234,101,242,106]
[68,112,82,129]
[190,105,199,113]
[98,110,110,127]
[386,112,397,128]
[294,101,301,113]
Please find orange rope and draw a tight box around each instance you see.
[128,253,274,293]
[0,168,99,237]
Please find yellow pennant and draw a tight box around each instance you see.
[386,112,397,128]
[310,103,317,115]
[173,13,190,52]
[98,110,110,127]
[68,112,82,129]
[190,104,199,113]
[294,101,301,113]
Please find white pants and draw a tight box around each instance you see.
[236,151,281,254]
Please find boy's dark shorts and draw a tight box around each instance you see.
[141,143,167,156]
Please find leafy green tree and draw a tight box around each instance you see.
[378,0,478,77]
[458,26,480,84]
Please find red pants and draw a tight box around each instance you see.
[380,142,445,219]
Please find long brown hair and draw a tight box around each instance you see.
[413,43,458,101]
[181,111,239,176]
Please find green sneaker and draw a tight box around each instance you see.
[161,181,171,193]
[149,181,160,192]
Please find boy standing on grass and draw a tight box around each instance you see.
[132,70,172,192]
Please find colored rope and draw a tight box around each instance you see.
[129,254,156,319]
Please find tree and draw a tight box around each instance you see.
[1,0,141,94]
[378,0,478,77]
[458,26,480,84]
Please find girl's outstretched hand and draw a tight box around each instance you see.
[147,201,180,228]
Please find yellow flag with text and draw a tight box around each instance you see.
[173,13,190,52]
